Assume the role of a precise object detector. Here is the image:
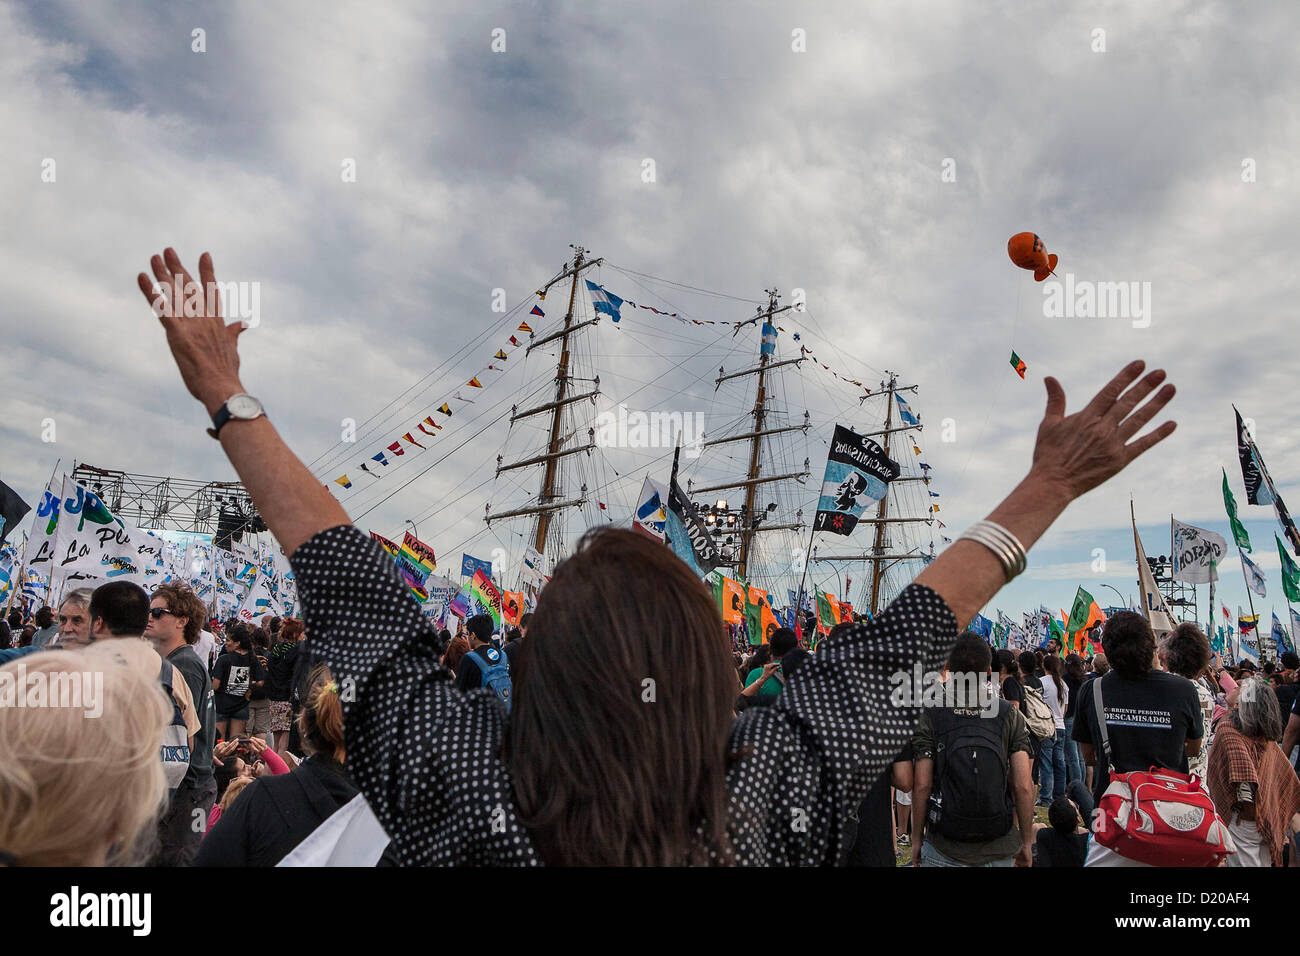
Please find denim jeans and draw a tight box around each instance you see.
[1038,728,1068,804]
[1063,716,1086,785]
[920,842,1015,867]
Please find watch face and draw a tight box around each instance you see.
[227,394,263,419]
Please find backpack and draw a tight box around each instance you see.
[1090,677,1235,866]
[926,704,1016,842]
[158,659,192,793]
[465,647,512,713]
[1019,683,1057,740]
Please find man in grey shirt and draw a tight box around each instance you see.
[30,606,58,647]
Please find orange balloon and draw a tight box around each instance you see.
[1007,232,1058,281]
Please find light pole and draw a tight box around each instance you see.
[1097,583,1127,609]
[404,519,418,539]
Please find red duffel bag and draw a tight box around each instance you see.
[1090,679,1235,867]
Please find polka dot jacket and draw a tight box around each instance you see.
[292,525,958,865]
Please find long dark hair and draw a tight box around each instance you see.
[1043,653,1067,707]
[506,528,735,865]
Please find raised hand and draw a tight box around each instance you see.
[1031,360,1177,501]
[135,248,246,417]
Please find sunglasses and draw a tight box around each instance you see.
[148,608,178,619]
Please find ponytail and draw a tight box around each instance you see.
[298,664,346,764]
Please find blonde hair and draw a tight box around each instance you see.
[0,646,171,865]
[219,775,254,814]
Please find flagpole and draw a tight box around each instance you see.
[1237,546,1260,663]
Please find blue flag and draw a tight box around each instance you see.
[761,321,777,356]
[585,280,624,322]
[896,394,919,426]
[460,553,493,580]
[969,613,993,638]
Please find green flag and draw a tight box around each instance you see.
[744,591,763,646]
[1223,468,1252,552]
[1278,534,1300,603]
[1065,587,1095,636]
[992,622,1007,648]
[1048,614,1066,644]
[815,587,836,632]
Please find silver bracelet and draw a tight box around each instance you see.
[957,520,1028,582]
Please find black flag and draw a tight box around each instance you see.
[0,480,31,545]
[814,425,900,536]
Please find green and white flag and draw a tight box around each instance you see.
[1222,468,1251,552]
[1278,534,1300,603]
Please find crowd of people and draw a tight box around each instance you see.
[1,248,1298,868]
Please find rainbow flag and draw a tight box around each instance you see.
[469,568,503,629]
[370,532,400,558]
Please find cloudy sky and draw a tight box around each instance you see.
[3,0,1298,627]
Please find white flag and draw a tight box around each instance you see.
[276,793,389,867]
[237,572,282,622]
[1240,551,1267,598]
[1171,519,1227,584]
[50,477,163,588]
[1132,511,1175,635]
[23,477,63,580]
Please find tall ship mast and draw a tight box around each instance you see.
[306,246,942,615]
[485,245,604,579]
[684,289,811,582]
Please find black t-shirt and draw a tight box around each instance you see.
[503,639,522,668]
[1035,828,1087,867]
[454,643,507,693]
[1063,672,1083,720]
[213,650,265,716]
[266,641,300,701]
[1072,670,1203,804]
[1002,675,1026,716]
[845,745,912,867]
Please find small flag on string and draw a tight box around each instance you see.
[421,415,442,430]
[387,442,405,456]
[334,476,352,489]
[360,463,374,475]
[912,443,922,455]
[517,321,533,333]
[598,502,607,511]
[467,377,482,388]
[438,403,452,416]
[509,335,521,346]
[402,432,426,450]
[494,350,508,361]
[371,452,389,466]
[529,305,544,317]
[1010,351,1027,378]
[930,504,940,514]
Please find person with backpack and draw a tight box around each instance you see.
[85,581,198,798]
[1073,611,1209,866]
[454,614,512,711]
[911,633,1037,867]
[1037,654,1070,806]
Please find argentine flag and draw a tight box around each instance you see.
[896,394,919,425]
[1240,551,1267,598]
[585,280,624,322]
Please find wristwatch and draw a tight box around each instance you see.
[207,393,266,439]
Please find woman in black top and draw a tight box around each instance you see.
[140,247,1177,865]
[1062,653,1087,784]
[196,663,393,866]
[211,626,263,739]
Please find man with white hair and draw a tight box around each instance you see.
[55,587,95,649]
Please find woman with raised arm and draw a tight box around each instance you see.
[137,248,1177,865]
